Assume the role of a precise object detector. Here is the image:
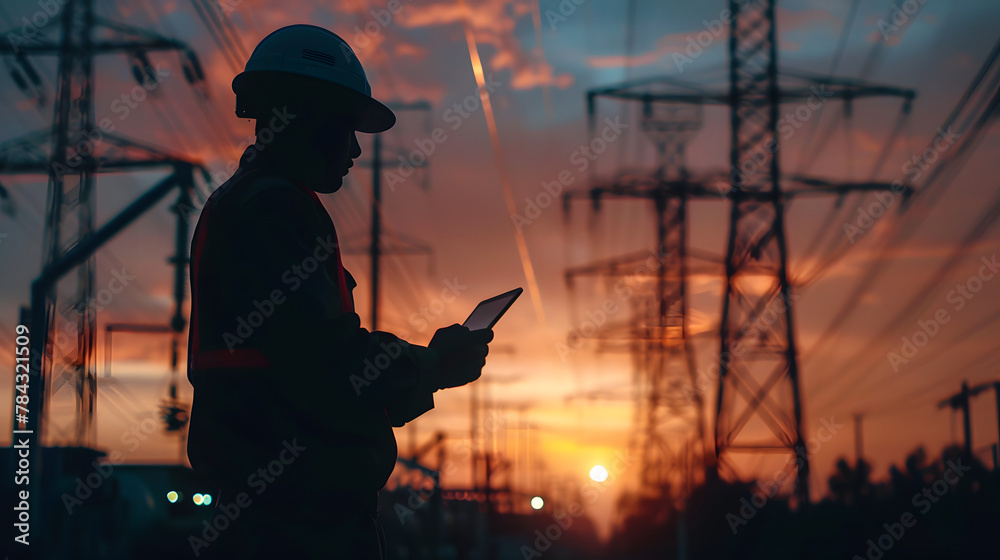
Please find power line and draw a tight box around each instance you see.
[802,38,1000,373]
[809,165,1000,403]
[816,307,1000,412]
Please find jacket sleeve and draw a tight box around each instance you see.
[227,179,438,426]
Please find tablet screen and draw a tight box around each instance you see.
[462,288,522,331]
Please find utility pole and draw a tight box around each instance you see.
[371,131,382,329]
[938,380,999,461]
[994,382,1000,469]
[938,381,972,458]
[854,413,864,464]
[343,101,433,331]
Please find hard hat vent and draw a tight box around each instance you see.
[301,48,336,67]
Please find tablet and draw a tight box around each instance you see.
[462,287,523,331]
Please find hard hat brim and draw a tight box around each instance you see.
[233,70,396,134]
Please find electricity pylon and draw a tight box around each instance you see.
[563,99,713,501]
[564,0,917,504]
[0,0,207,453]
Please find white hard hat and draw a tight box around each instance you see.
[232,24,395,133]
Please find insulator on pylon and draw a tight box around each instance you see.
[899,186,914,211]
[182,49,204,84]
[130,64,144,85]
[129,50,157,87]
[15,52,42,86]
[9,66,29,94]
[589,189,602,213]
[0,181,14,218]
[902,97,913,115]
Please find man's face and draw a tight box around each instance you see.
[306,110,362,194]
[268,98,363,194]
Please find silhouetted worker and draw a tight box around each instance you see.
[186,24,492,559]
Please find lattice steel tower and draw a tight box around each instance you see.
[563,96,712,500]
[0,0,205,450]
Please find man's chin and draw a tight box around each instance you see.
[312,176,344,194]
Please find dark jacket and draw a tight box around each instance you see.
[186,144,439,518]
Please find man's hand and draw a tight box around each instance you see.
[428,324,493,390]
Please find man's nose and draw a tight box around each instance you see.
[350,132,362,159]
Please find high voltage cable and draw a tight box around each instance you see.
[188,0,242,72]
[791,0,862,176]
[807,81,1000,377]
[815,306,1000,412]
[802,39,1000,371]
[808,143,1000,402]
[848,344,1000,419]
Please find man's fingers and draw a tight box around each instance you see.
[471,328,494,343]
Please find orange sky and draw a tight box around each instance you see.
[1,0,999,541]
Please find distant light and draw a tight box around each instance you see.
[202,494,212,506]
[193,493,204,505]
[530,496,544,510]
[166,491,179,503]
[590,465,608,482]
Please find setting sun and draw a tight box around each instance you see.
[590,465,609,482]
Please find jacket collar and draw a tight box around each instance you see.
[237,143,276,174]
[230,143,322,204]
